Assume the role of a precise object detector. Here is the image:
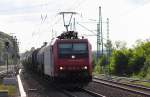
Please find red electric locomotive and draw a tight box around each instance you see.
[52,37,92,82]
[22,31,92,84]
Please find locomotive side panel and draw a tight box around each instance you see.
[88,41,92,79]
[52,41,58,76]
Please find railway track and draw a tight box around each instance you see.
[21,69,106,97]
[22,68,150,97]
[60,87,106,97]
[0,70,15,78]
[93,77,150,96]
[82,88,106,97]
[0,65,18,77]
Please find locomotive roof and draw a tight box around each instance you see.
[55,38,88,43]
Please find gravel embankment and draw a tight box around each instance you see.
[20,70,68,97]
[85,82,147,97]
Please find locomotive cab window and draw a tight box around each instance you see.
[73,43,87,53]
[58,43,88,58]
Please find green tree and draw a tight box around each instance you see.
[139,55,150,77]
[111,50,129,76]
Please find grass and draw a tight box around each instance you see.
[130,81,150,87]
[93,72,150,88]
[0,84,16,96]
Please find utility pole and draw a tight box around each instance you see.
[97,23,100,61]
[106,18,112,77]
[107,18,109,46]
[100,6,103,56]
[97,7,101,61]
[97,6,103,61]
[106,18,109,76]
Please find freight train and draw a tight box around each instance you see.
[21,31,92,84]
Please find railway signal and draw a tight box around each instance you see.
[5,41,9,75]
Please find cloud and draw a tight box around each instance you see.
[0,0,54,15]
[127,0,150,6]
[1,0,150,53]
[110,2,150,48]
[0,0,83,15]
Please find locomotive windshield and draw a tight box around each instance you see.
[58,43,88,58]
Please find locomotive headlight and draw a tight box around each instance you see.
[84,66,87,69]
[71,55,75,59]
[60,66,63,70]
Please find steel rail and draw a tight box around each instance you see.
[93,78,150,96]
[82,88,106,97]
[94,77,150,91]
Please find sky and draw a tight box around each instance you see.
[0,0,150,53]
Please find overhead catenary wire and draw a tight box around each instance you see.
[76,22,97,35]
[65,0,88,11]
[30,0,50,48]
[0,1,55,14]
[17,0,94,51]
